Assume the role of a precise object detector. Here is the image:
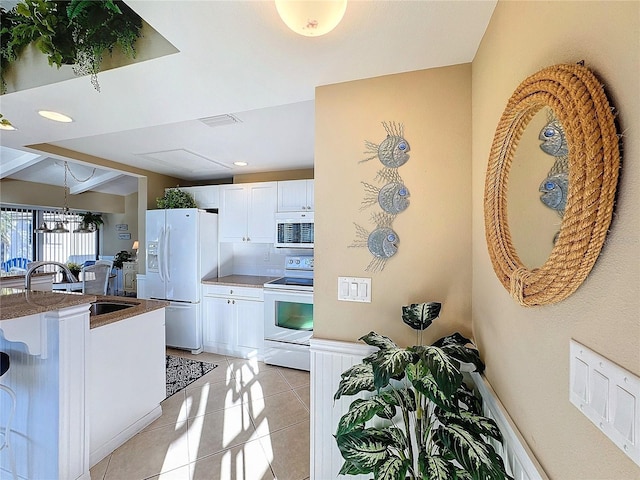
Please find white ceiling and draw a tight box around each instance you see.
[0,0,497,198]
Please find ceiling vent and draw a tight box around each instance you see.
[199,114,242,128]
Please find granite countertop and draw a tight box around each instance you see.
[0,291,168,329]
[202,274,280,288]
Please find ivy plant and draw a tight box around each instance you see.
[334,304,512,480]
[0,0,142,92]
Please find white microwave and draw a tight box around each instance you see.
[275,212,314,249]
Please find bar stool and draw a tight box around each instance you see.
[0,352,17,480]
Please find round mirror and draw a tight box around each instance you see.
[507,107,568,268]
[484,63,620,306]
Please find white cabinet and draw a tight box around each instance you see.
[277,179,314,212]
[177,185,220,209]
[89,309,166,467]
[219,182,277,243]
[202,284,264,358]
[122,261,137,295]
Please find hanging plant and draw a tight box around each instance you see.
[78,211,104,231]
[0,0,143,93]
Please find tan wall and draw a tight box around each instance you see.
[0,178,124,213]
[102,193,139,257]
[315,64,472,348]
[471,1,639,479]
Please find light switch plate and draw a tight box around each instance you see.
[569,339,640,466]
[337,277,371,302]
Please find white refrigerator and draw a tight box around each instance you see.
[144,208,218,353]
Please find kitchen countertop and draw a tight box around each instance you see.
[0,290,168,328]
[202,274,280,288]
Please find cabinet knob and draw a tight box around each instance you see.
[227,299,230,304]
[230,289,233,294]
[247,237,250,242]
[232,300,235,304]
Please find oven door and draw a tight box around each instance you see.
[264,289,313,345]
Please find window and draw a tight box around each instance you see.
[1,207,98,272]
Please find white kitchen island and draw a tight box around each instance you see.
[0,290,167,479]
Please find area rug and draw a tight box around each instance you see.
[165,354,217,399]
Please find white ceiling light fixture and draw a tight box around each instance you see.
[233,161,248,167]
[275,0,347,37]
[38,110,73,123]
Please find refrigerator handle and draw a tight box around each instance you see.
[164,226,171,282]
[158,226,166,282]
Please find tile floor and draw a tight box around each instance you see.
[90,348,310,480]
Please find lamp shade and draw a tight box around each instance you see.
[275,0,347,37]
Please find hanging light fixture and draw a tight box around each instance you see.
[34,222,52,233]
[275,0,347,37]
[50,162,71,233]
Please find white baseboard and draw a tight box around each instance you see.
[310,338,547,480]
[89,405,163,468]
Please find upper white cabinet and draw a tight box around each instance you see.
[177,185,220,209]
[219,182,277,243]
[277,179,314,212]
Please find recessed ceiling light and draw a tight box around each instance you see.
[233,161,248,167]
[38,110,73,123]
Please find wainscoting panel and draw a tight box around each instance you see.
[309,338,375,480]
[310,338,548,480]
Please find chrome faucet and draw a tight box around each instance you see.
[25,261,78,290]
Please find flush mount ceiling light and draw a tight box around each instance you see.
[38,110,73,123]
[275,0,347,37]
[233,161,248,167]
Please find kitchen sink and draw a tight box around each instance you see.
[90,301,136,316]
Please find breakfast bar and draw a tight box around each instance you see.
[0,290,168,479]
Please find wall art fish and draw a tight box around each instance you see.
[360,181,410,214]
[538,117,569,157]
[539,172,568,214]
[361,121,410,168]
[350,212,398,272]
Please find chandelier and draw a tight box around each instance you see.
[34,161,96,234]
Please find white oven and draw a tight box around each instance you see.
[263,255,313,371]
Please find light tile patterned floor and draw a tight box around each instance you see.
[90,348,310,480]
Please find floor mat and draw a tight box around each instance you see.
[165,354,217,398]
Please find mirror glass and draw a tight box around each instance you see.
[507,108,567,268]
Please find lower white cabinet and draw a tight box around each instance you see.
[89,309,166,467]
[202,284,264,359]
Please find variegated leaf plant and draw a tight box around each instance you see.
[334,305,512,480]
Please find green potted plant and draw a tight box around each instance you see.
[66,261,82,278]
[77,212,104,232]
[112,250,132,269]
[156,188,197,209]
[334,303,511,480]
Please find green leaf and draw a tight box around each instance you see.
[439,410,502,443]
[421,454,457,480]
[365,346,414,390]
[401,302,441,331]
[379,387,416,413]
[338,460,371,476]
[409,368,452,410]
[386,426,409,452]
[334,363,375,400]
[360,331,398,351]
[335,428,391,471]
[374,455,410,480]
[436,423,510,480]
[413,345,463,398]
[337,398,386,436]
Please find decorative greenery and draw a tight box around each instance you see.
[334,304,511,480]
[66,261,82,277]
[113,250,132,269]
[0,0,142,93]
[78,211,104,231]
[156,188,197,209]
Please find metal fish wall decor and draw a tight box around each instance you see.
[351,121,412,272]
[538,110,569,218]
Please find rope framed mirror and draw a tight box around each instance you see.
[484,63,620,306]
